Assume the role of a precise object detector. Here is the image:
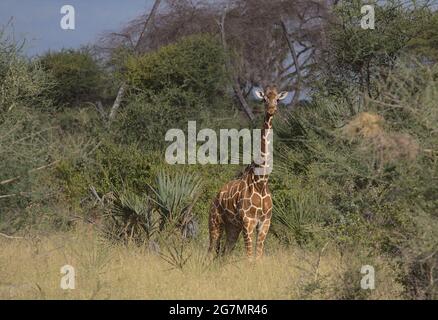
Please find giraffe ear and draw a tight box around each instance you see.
[278,91,289,101]
[254,89,265,100]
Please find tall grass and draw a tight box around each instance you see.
[0,227,404,300]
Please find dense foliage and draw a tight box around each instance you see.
[0,1,437,299]
[39,48,105,107]
[125,34,227,100]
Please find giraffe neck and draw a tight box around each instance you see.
[250,112,273,186]
[261,112,273,163]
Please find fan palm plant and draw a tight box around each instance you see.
[148,171,202,238]
[272,192,321,246]
[108,190,158,243]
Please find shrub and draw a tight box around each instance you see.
[271,57,437,298]
[113,91,205,150]
[39,48,104,107]
[125,34,227,99]
[88,171,202,246]
[116,34,237,150]
[0,30,53,113]
[0,31,61,231]
[55,141,156,201]
[321,0,437,98]
[406,10,438,62]
[271,189,325,246]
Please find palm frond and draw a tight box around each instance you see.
[148,171,202,237]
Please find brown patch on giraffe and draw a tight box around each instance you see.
[241,198,251,208]
[252,193,262,207]
[247,206,258,219]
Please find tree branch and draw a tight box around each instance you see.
[109,0,162,121]
[0,232,23,239]
[280,19,302,107]
[0,160,60,186]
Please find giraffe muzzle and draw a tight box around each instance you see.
[267,107,277,115]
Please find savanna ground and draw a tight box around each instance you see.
[0,226,404,299]
[1,0,437,300]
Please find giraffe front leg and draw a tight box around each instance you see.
[256,218,271,260]
[242,216,257,260]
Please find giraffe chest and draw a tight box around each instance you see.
[237,185,272,219]
[218,179,272,224]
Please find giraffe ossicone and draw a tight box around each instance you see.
[208,85,288,260]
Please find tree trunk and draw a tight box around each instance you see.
[109,82,127,120]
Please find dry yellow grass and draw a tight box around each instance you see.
[0,227,404,300]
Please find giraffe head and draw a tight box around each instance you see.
[254,86,288,116]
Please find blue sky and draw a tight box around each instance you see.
[0,0,154,56]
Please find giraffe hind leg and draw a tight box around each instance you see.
[223,224,241,256]
[208,200,224,256]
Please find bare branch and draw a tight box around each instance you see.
[0,232,23,239]
[218,6,255,121]
[0,160,60,186]
[280,19,302,107]
[109,0,162,121]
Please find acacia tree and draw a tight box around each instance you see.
[100,0,331,119]
[104,0,163,120]
[317,0,438,108]
[221,1,328,94]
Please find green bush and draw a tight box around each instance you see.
[0,31,61,231]
[270,57,438,297]
[125,34,227,99]
[55,141,158,201]
[117,34,238,151]
[39,48,104,107]
[271,188,327,247]
[0,31,53,113]
[150,171,202,238]
[406,10,438,62]
[106,190,158,244]
[113,90,210,149]
[322,0,438,98]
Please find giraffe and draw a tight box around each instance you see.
[208,85,288,260]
